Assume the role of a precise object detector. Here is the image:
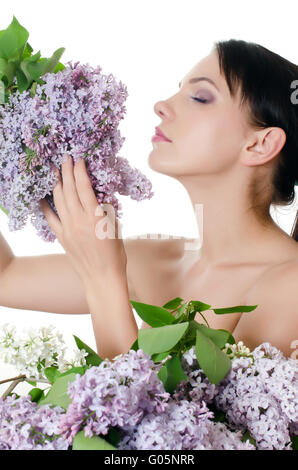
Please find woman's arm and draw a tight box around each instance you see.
[84,271,138,360]
[0,231,14,273]
[0,230,137,314]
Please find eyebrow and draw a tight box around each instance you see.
[178,76,220,92]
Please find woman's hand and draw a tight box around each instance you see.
[40,154,127,288]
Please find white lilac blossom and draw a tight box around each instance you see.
[118,398,254,450]
[222,341,253,359]
[0,323,88,380]
[0,394,68,450]
[176,342,298,450]
[0,62,153,242]
[58,349,171,444]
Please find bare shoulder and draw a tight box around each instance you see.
[245,256,298,300]
[233,257,298,357]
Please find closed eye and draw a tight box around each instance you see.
[191,97,208,104]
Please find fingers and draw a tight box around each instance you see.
[51,166,69,222]
[61,154,83,213]
[73,157,99,212]
[40,197,63,238]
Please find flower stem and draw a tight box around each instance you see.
[0,375,52,386]
[0,374,26,385]
[2,377,25,399]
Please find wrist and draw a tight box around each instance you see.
[83,269,129,299]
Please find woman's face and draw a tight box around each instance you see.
[148,49,251,179]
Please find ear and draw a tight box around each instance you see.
[241,127,287,167]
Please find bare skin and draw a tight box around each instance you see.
[1,48,298,359]
[130,233,298,356]
[142,47,298,357]
[0,229,297,357]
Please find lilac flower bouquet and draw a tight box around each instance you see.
[0,16,153,241]
[0,296,297,450]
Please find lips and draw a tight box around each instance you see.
[155,127,172,142]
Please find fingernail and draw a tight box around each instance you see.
[62,153,71,164]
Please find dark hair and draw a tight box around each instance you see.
[212,39,298,241]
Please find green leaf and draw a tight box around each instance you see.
[21,42,33,60]
[26,57,47,81]
[218,329,235,345]
[106,427,122,447]
[59,366,86,378]
[0,58,7,78]
[0,16,29,61]
[38,373,77,410]
[291,435,298,450]
[18,50,41,86]
[15,67,28,93]
[72,431,117,450]
[29,387,45,403]
[53,62,66,73]
[195,324,233,349]
[41,48,65,76]
[151,351,171,363]
[130,300,176,327]
[241,430,257,447]
[162,297,184,310]
[172,300,212,324]
[189,300,212,312]
[27,380,36,386]
[3,60,16,86]
[157,364,168,384]
[44,366,62,383]
[195,329,231,384]
[213,304,258,314]
[73,335,103,366]
[30,81,37,98]
[162,354,188,394]
[173,303,188,322]
[129,338,138,351]
[138,322,189,355]
[182,320,201,346]
[0,202,8,215]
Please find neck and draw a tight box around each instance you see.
[177,173,284,268]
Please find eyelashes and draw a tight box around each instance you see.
[191,97,208,104]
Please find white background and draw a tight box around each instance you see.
[1,0,297,394]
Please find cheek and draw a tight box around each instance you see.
[180,112,243,172]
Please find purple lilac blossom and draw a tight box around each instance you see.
[0,394,68,450]
[58,349,170,445]
[118,398,254,450]
[195,420,256,450]
[0,62,154,242]
[176,343,298,450]
[173,345,219,404]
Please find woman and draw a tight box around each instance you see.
[0,39,298,360]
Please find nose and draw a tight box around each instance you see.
[154,100,171,119]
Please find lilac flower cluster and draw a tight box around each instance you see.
[173,345,219,404]
[175,343,298,450]
[1,342,296,450]
[58,349,170,444]
[118,398,254,450]
[0,62,153,241]
[0,394,68,450]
